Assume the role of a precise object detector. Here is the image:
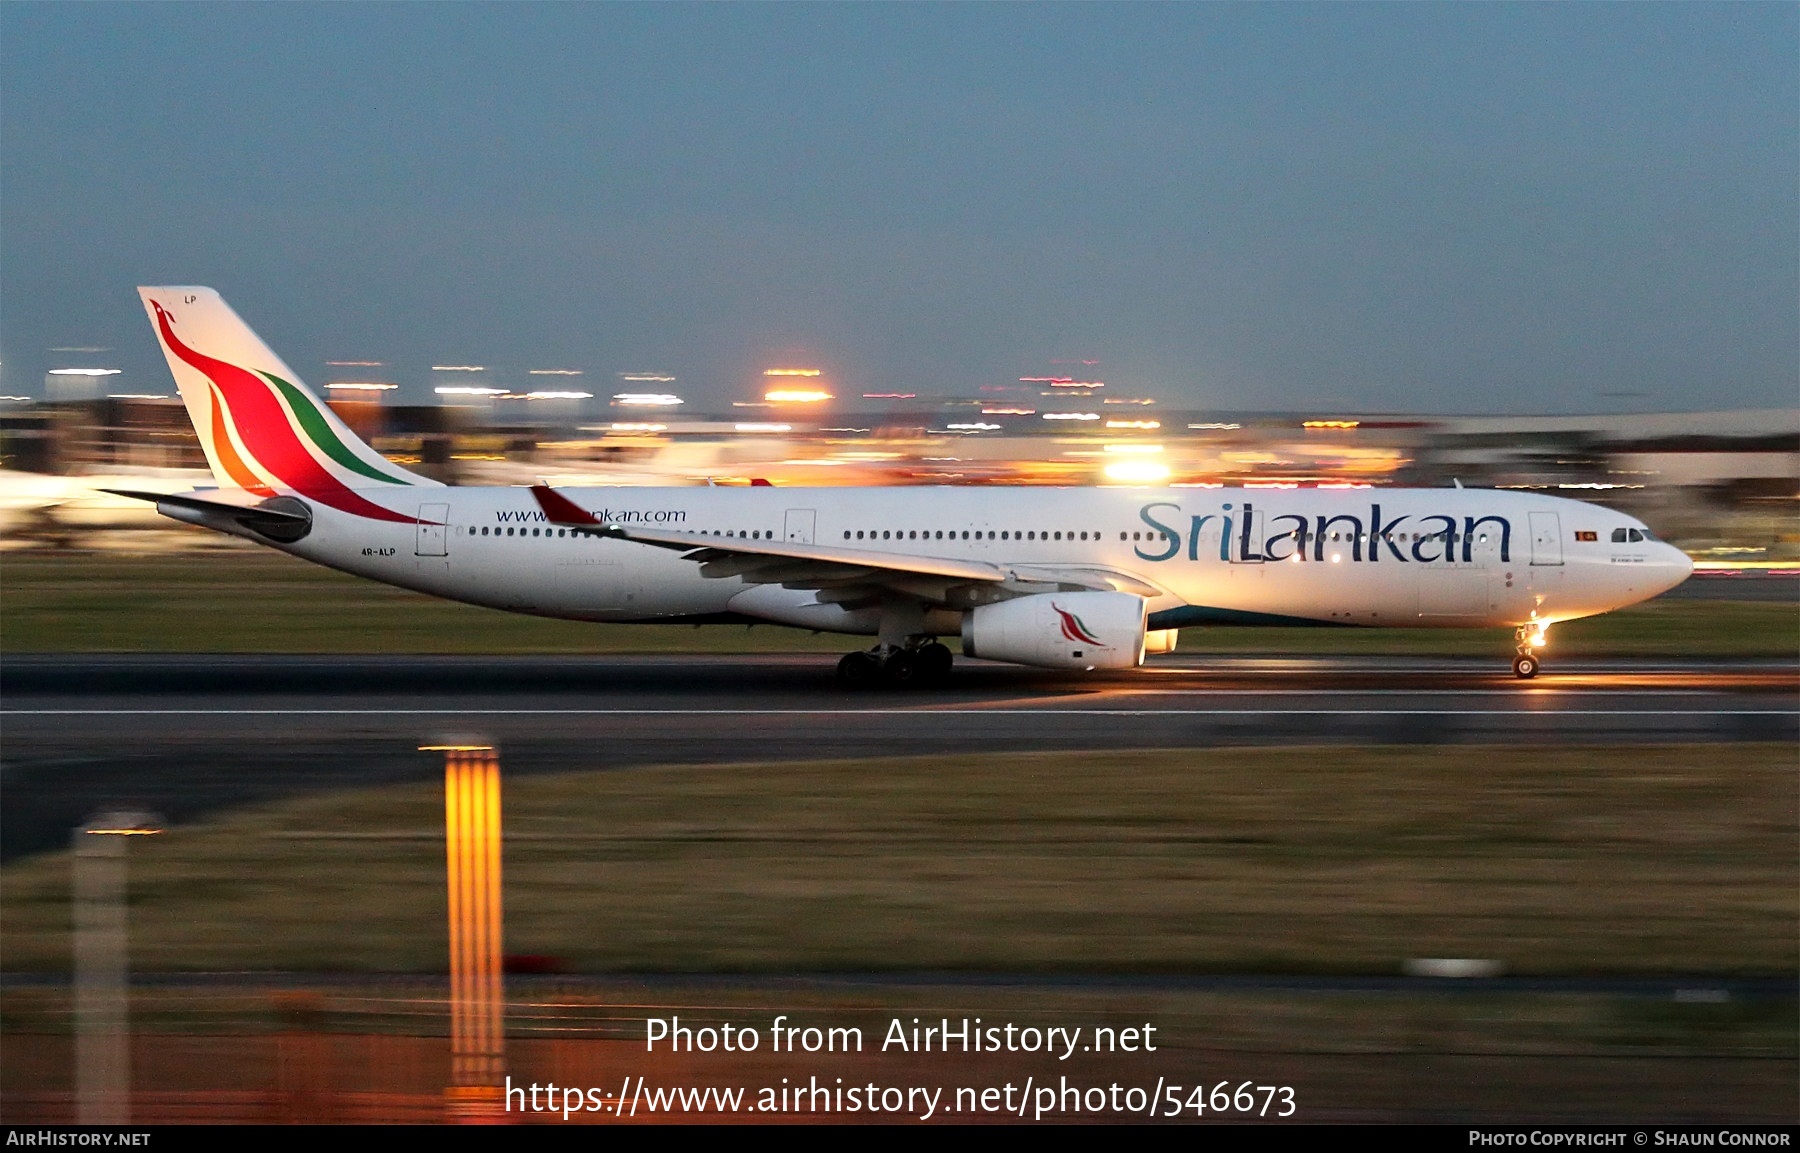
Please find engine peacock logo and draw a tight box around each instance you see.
[1051,603,1104,647]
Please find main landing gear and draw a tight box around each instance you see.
[1511,624,1548,679]
[837,641,954,688]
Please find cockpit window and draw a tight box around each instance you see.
[1611,528,1629,543]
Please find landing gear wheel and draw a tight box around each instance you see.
[837,651,880,687]
[916,642,954,683]
[883,650,919,686]
[1511,654,1540,679]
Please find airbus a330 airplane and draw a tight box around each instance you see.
[111,287,1692,683]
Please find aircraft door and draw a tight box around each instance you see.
[784,509,816,545]
[1529,512,1563,566]
[416,503,449,556]
[1230,510,1265,563]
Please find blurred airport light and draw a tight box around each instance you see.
[423,742,507,1118]
[46,368,122,403]
[1102,459,1172,484]
[1403,958,1505,978]
[73,810,162,1124]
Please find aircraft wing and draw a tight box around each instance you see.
[529,485,1147,603]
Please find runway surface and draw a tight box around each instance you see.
[2,653,1795,861]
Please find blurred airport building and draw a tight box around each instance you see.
[0,388,1794,564]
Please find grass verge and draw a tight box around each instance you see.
[2,744,1791,975]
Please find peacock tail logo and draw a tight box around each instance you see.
[150,299,423,524]
[1052,603,1103,646]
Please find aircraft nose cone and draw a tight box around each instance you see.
[1659,545,1694,592]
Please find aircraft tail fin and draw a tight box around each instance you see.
[136,287,440,496]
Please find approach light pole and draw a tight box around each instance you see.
[423,742,507,1118]
[73,810,162,1125]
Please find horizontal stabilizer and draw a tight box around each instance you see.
[103,488,313,542]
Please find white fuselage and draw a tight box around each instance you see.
[269,485,1692,635]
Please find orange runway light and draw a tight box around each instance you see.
[436,745,506,1117]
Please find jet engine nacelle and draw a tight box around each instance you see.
[961,590,1147,670]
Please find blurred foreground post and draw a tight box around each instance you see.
[73,810,161,1125]
[427,743,507,1119]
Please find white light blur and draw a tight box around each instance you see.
[763,368,822,377]
[946,422,1002,431]
[610,422,668,432]
[431,365,487,372]
[1042,412,1100,421]
[765,389,833,403]
[1104,420,1160,429]
[612,393,683,406]
[1188,422,1243,430]
[48,368,122,376]
[1102,460,1171,483]
[523,391,593,401]
[620,373,676,383]
[325,382,398,391]
[106,393,170,400]
[435,386,507,397]
[735,422,792,433]
[529,369,584,376]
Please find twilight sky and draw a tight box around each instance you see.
[2,3,1794,413]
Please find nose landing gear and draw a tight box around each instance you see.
[837,640,954,688]
[1511,624,1547,679]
